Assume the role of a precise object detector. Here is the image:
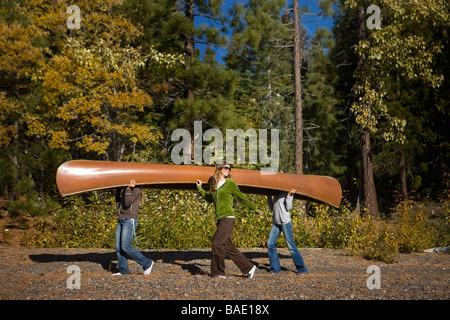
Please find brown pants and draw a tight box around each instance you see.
[211,218,253,277]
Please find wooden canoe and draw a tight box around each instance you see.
[56,160,342,207]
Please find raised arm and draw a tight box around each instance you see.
[195,179,214,203]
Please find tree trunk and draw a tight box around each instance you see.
[396,75,408,201]
[293,0,306,214]
[400,150,408,201]
[293,0,303,175]
[356,6,379,217]
[360,128,379,216]
[184,0,195,101]
[184,0,195,164]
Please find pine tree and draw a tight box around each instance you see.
[125,0,244,162]
[225,0,296,171]
[225,0,341,175]
[332,0,449,214]
[303,27,345,177]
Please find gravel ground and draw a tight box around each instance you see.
[0,246,449,301]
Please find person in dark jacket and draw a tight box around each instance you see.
[113,179,153,275]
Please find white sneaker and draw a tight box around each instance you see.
[144,260,154,275]
[248,265,256,278]
[112,272,123,276]
[212,275,226,279]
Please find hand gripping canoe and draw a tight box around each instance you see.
[56,160,342,207]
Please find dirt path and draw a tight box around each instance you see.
[0,246,448,301]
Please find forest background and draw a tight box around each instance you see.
[0,0,449,263]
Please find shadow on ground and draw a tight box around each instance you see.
[29,250,292,275]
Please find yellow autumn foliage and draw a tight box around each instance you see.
[37,36,161,155]
[1,0,182,158]
[0,21,47,81]
[17,0,167,158]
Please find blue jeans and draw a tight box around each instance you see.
[115,218,152,274]
[268,222,308,274]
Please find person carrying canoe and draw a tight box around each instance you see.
[195,164,262,279]
[266,189,308,275]
[113,179,154,276]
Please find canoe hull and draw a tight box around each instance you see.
[56,160,342,207]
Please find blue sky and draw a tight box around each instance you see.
[195,0,335,64]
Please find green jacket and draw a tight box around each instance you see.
[197,178,259,220]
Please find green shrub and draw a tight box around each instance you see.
[361,227,399,263]
[312,202,363,250]
[8,198,42,218]
[135,190,217,249]
[432,196,450,246]
[394,200,443,253]
[31,189,450,264]
[310,202,399,263]
[352,218,399,263]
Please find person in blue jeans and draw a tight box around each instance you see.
[113,179,153,276]
[267,189,308,274]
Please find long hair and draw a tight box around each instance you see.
[132,186,146,205]
[139,186,146,205]
[209,163,231,192]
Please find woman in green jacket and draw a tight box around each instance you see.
[195,164,261,279]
